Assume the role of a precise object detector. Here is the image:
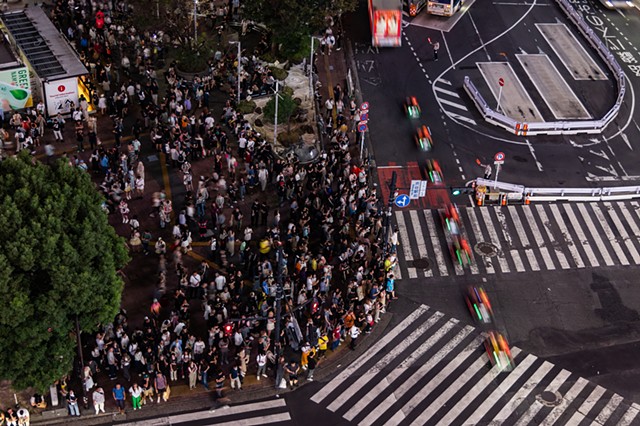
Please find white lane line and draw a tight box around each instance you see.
[463,353,538,425]
[213,412,292,426]
[480,208,511,273]
[565,385,606,425]
[424,210,450,276]
[439,97,469,111]
[434,86,460,98]
[468,11,491,61]
[344,314,453,422]
[490,361,555,424]
[591,203,629,265]
[534,204,570,269]
[448,112,477,125]
[395,211,418,279]
[540,377,589,426]
[495,208,525,272]
[548,204,585,268]
[467,208,495,274]
[508,206,540,271]
[410,210,433,277]
[438,78,452,85]
[333,312,445,413]
[411,353,496,426]
[167,399,287,424]
[522,206,556,270]
[605,202,640,264]
[441,30,455,69]
[435,348,523,426]
[576,204,615,266]
[593,393,624,425]
[514,369,572,426]
[388,336,485,426]
[311,305,429,404]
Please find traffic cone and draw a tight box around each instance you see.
[524,194,530,205]
[501,195,507,206]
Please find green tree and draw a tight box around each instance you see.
[0,154,129,391]
[263,88,298,133]
[243,0,358,58]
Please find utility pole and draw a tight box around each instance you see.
[382,172,397,261]
[228,41,242,103]
[273,81,280,144]
[75,315,87,407]
[193,0,198,43]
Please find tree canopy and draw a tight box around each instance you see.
[243,0,358,58]
[0,154,129,391]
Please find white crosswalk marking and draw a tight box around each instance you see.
[490,361,555,423]
[423,210,449,276]
[332,311,445,413]
[514,369,571,425]
[540,377,588,425]
[495,208,525,272]
[479,208,511,272]
[310,305,429,404]
[394,202,640,279]
[604,202,640,264]
[534,204,571,269]
[466,208,495,274]
[410,210,433,277]
[313,305,636,426]
[522,207,556,270]
[508,205,541,271]
[434,85,460,97]
[395,211,418,279]
[591,203,629,265]
[576,203,615,266]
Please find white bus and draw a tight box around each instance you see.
[427,0,464,16]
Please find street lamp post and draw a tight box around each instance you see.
[274,243,286,360]
[229,41,242,103]
[193,0,198,43]
[382,171,397,261]
[273,81,280,144]
[309,36,314,99]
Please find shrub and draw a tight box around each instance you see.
[237,100,257,114]
[269,66,288,81]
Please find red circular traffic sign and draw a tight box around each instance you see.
[494,152,505,161]
[358,121,368,132]
[360,102,369,111]
[498,78,505,87]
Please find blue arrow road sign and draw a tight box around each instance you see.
[395,194,411,208]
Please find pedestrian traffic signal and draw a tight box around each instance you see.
[450,187,475,196]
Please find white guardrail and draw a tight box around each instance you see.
[475,178,640,202]
[463,0,625,136]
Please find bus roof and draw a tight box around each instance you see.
[371,0,402,10]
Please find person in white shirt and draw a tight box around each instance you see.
[256,352,268,379]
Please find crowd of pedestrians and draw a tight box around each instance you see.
[0,0,403,420]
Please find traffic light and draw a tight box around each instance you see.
[224,323,233,335]
[450,186,475,196]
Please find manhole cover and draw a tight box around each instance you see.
[412,258,431,270]
[537,391,562,407]
[475,242,499,257]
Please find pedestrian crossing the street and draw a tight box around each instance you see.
[394,201,640,279]
[310,304,640,426]
[119,399,292,425]
[433,78,477,126]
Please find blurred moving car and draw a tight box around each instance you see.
[425,159,443,184]
[404,96,421,118]
[416,125,433,151]
[484,331,515,372]
[465,286,493,324]
[598,0,634,9]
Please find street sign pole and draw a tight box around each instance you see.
[494,163,501,187]
[383,172,397,263]
[497,77,505,113]
[360,130,365,161]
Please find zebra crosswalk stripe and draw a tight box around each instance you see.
[619,405,640,425]
[360,328,476,426]
[540,377,588,426]
[576,203,615,266]
[620,203,640,263]
[462,353,538,425]
[395,211,418,279]
[423,210,450,276]
[329,310,444,413]
[604,202,640,264]
[562,204,600,267]
[342,313,450,421]
[385,336,485,426]
[595,393,624,424]
[465,207,495,273]
[434,85,460,98]
[522,207,556,270]
[310,305,429,404]
[494,208,525,272]
[434,347,523,426]
[548,204,585,268]
[508,205,541,271]
[479,208,511,272]
[566,385,606,424]
[534,204,571,269]
[514,369,572,426]
[490,361,555,423]
[410,210,433,277]
[439,97,468,111]
[591,203,629,265]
